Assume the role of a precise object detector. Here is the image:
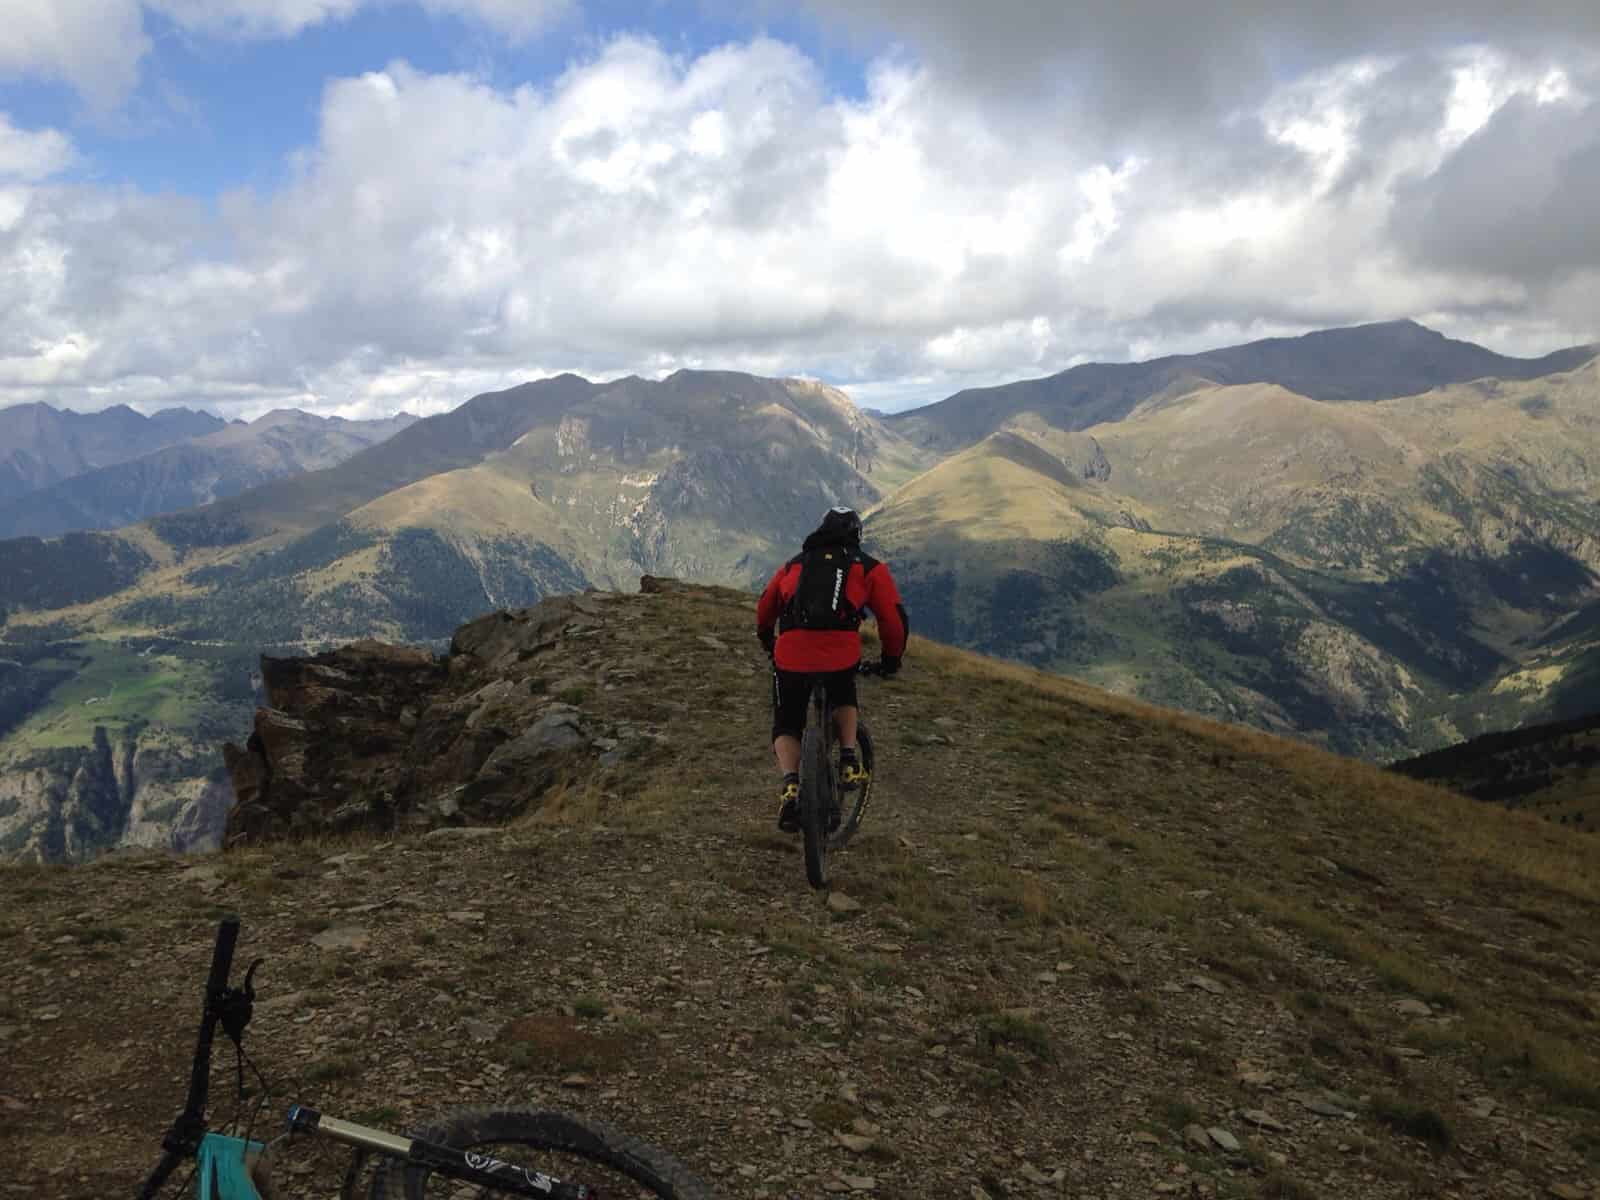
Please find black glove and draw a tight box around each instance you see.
[878,654,901,677]
[758,627,776,657]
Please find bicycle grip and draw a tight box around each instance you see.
[205,915,240,1006]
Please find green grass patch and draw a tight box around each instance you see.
[306,1054,362,1084]
[72,924,127,945]
[978,1013,1054,1062]
[1369,1094,1453,1149]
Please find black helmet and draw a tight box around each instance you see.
[818,506,862,544]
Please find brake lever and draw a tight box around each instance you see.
[218,957,264,1047]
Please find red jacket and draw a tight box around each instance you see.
[756,549,908,673]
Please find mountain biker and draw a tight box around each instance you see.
[755,506,909,833]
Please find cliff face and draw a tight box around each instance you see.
[0,726,231,861]
[221,581,693,844]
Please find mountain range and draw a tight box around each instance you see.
[1,318,1597,860]
[0,403,228,503]
[0,406,416,538]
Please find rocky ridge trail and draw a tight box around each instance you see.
[3,580,1600,1199]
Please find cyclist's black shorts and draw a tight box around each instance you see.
[771,666,859,740]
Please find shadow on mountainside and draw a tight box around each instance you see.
[2,579,1599,1199]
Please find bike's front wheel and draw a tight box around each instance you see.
[799,723,832,890]
[369,1107,713,1200]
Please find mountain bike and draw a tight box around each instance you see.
[139,915,713,1199]
[799,661,883,890]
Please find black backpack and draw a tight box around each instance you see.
[779,546,865,632]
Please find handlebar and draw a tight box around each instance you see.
[139,915,243,1199]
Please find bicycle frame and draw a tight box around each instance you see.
[197,1134,268,1199]
[140,917,598,1200]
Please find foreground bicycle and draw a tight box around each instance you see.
[140,915,713,1199]
[799,661,883,890]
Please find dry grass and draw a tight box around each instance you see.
[885,630,1600,1118]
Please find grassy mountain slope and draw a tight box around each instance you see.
[4,581,1599,1199]
[0,410,417,538]
[139,375,604,551]
[888,319,1595,453]
[870,358,1600,759]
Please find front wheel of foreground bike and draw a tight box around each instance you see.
[369,1107,714,1200]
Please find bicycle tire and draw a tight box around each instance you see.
[829,722,873,850]
[800,721,831,890]
[369,1107,714,1200]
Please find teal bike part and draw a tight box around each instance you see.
[197,1132,266,1200]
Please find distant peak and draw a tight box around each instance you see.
[251,408,319,426]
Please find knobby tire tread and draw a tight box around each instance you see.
[800,725,830,889]
[369,1106,713,1200]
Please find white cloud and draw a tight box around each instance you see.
[0,0,149,113]
[2,33,1598,422]
[0,116,78,181]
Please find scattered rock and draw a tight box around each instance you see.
[835,1133,875,1153]
[827,892,863,915]
[446,911,486,924]
[561,1073,591,1088]
[1184,1125,1213,1151]
[1237,1064,1275,1087]
[1392,997,1432,1017]
[1240,1109,1289,1132]
[310,926,370,952]
[1295,1096,1351,1118]
[423,826,502,841]
[1547,1185,1589,1200]
[1189,976,1225,995]
[1206,1127,1241,1153]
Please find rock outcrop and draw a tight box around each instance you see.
[0,724,230,862]
[222,589,655,844]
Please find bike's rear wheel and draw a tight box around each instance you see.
[829,722,873,850]
[369,1107,712,1200]
[800,723,832,890]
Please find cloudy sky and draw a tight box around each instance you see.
[1,1,1597,418]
